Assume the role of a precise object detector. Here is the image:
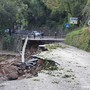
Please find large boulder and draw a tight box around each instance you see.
[3,65,19,80]
[7,72,18,80]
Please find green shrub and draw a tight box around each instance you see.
[65,27,90,51]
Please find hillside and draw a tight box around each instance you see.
[65,27,90,51]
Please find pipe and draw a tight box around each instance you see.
[21,36,28,63]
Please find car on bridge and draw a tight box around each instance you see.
[30,31,42,38]
[31,31,41,36]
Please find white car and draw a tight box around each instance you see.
[31,31,41,37]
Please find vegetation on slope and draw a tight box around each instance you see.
[65,27,90,51]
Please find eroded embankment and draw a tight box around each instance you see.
[0,52,59,81]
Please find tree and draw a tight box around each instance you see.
[0,0,18,29]
[0,0,88,32]
[83,0,90,23]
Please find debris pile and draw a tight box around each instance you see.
[0,43,58,81]
[0,56,44,81]
[0,55,58,81]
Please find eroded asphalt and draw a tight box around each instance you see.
[0,43,90,90]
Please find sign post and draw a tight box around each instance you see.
[70,17,78,24]
[65,23,70,28]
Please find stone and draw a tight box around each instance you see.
[7,72,18,80]
[4,65,18,74]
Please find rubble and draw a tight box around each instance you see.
[0,42,58,81]
[0,55,58,81]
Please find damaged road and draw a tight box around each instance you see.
[0,43,90,90]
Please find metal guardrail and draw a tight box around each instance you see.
[12,31,66,38]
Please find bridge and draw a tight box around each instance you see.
[13,30,65,42]
[22,35,65,42]
[21,35,64,63]
[12,33,65,52]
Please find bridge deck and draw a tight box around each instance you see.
[22,36,64,42]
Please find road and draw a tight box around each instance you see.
[0,43,90,90]
[22,35,65,42]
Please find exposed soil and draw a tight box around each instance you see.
[0,43,90,90]
[0,49,58,82]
